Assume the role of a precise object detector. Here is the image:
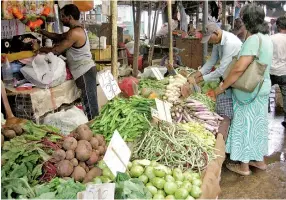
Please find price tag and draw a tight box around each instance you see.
[155,98,172,123]
[78,183,115,200]
[151,67,164,80]
[103,130,131,176]
[151,107,159,119]
[98,70,121,100]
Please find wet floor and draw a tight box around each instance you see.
[219,106,286,199]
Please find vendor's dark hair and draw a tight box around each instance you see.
[61,4,80,20]
[241,4,269,34]
[276,16,286,30]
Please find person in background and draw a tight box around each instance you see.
[160,47,183,68]
[191,23,242,125]
[188,21,196,36]
[232,18,247,42]
[215,4,273,175]
[36,4,98,120]
[270,18,278,35]
[270,16,286,127]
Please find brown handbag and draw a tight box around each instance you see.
[223,34,267,93]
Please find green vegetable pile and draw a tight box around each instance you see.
[133,121,216,172]
[200,81,220,94]
[90,96,155,142]
[1,136,50,199]
[139,78,168,98]
[127,159,202,199]
[115,172,152,199]
[191,93,216,112]
[32,178,86,199]
[23,121,61,142]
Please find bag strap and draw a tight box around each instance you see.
[256,34,262,58]
[233,78,264,105]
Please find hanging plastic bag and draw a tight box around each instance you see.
[73,1,94,12]
[20,53,66,88]
[43,106,88,135]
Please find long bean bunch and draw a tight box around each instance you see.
[133,121,217,172]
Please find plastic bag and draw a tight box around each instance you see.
[20,53,66,88]
[118,77,139,97]
[43,106,88,135]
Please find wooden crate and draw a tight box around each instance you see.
[176,38,203,69]
[91,45,111,61]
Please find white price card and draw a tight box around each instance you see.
[98,70,121,100]
[151,107,159,119]
[151,67,164,80]
[103,130,131,176]
[155,98,172,123]
[78,183,115,200]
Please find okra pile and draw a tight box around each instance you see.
[90,96,155,142]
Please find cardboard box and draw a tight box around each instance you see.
[97,85,108,111]
[91,45,111,61]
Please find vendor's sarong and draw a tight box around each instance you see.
[75,66,99,120]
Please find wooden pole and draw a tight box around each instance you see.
[111,0,118,80]
[148,3,159,66]
[133,1,142,77]
[203,0,208,64]
[221,1,226,30]
[132,1,136,31]
[148,2,152,39]
[167,0,174,73]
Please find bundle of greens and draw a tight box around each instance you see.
[32,178,86,199]
[91,96,155,142]
[200,81,220,94]
[23,121,62,142]
[1,136,50,199]
[115,172,152,199]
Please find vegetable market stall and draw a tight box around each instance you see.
[1,74,227,199]
[5,80,81,123]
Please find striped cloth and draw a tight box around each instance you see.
[226,95,269,163]
[215,88,233,120]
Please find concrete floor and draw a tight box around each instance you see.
[219,106,286,199]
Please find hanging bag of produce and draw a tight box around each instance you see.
[73,1,94,12]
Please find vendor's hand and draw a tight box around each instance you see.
[194,76,203,84]
[193,71,202,79]
[214,82,225,97]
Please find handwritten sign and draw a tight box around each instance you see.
[103,130,131,176]
[151,107,159,119]
[155,98,172,123]
[151,67,164,80]
[79,183,115,200]
[98,70,121,100]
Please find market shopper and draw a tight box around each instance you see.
[191,23,242,130]
[270,16,286,127]
[232,18,247,42]
[36,4,98,120]
[214,4,273,175]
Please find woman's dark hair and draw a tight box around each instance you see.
[276,16,286,30]
[241,4,269,34]
[61,4,80,20]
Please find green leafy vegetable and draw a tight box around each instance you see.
[115,178,152,199]
[33,178,86,199]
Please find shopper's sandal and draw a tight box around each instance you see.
[226,163,252,176]
[249,161,267,170]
